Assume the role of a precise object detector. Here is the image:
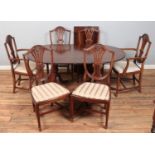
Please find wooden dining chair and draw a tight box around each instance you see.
[49,26,73,80]
[75,27,100,81]
[70,44,115,128]
[23,45,70,131]
[4,35,35,93]
[112,34,151,96]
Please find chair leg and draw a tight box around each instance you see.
[133,74,136,85]
[12,74,16,93]
[105,102,110,129]
[139,73,142,93]
[18,75,21,85]
[100,104,105,127]
[116,75,120,97]
[70,97,74,122]
[29,78,33,90]
[32,100,35,112]
[71,64,74,81]
[35,104,41,131]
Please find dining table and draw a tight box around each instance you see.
[42,44,125,64]
[28,44,125,82]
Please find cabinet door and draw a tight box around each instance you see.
[74,26,99,49]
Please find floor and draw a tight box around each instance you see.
[0,70,154,132]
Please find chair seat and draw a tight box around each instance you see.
[14,60,36,74]
[72,82,110,101]
[32,82,70,103]
[113,60,140,74]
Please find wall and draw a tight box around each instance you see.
[0,21,155,66]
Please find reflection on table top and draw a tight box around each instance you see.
[40,44,125,64]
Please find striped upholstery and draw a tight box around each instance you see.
[32,82,70,102]
[14,60,36,74]
[113,60,140,73]
[72,82,110,101]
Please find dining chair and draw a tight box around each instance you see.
[112,34,151,96]
[4,35,35,93]
[49,26,73,81]
[75,27,100,81]
[70,44,115,128]
[23,45,70,131]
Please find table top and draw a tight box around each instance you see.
[32,44,125,64]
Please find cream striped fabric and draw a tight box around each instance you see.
[72,82,110,101]
[32,82,70,102]
[14,60,36,74]
[113,60,140,73]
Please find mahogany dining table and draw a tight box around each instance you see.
[42,44,125,64]
[28,44,125,82]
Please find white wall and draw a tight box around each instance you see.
[0,21,155,66]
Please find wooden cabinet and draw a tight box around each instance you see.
[74,26,99,49]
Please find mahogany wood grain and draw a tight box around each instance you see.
[30,44,125,64]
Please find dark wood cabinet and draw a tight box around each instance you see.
[74,26,99,49]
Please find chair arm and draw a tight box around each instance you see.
[17,49,29,52]
[10,57,24,63]
[127,57,144,61]
[121,48,137,51]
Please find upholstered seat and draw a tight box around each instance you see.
[14,61,36,74]
[72,82,110,101]
[32,82,70,103]
[114,61,140,73]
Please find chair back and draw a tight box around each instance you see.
[4,35,19,65]
[23,45,54,84]
[83,44,115,85]
[49,26,71,45]
[135,34,151,63]
[80,28,99,48]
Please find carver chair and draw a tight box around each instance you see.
[23,45,70,131]
[4,35,35,93]
[49,26,73,81]
[70,44,115,128]
[112,34,151,96]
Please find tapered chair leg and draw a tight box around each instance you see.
[105,103,110,129]
[18,75,21,85]
[116,75,120,97]
[133,74,136,85]
[70,97,74,122]
[35,104,41,131]
[71,64,74,81]
[32,100,35,112]
[139,73,142,93]
[11,72,16,93]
